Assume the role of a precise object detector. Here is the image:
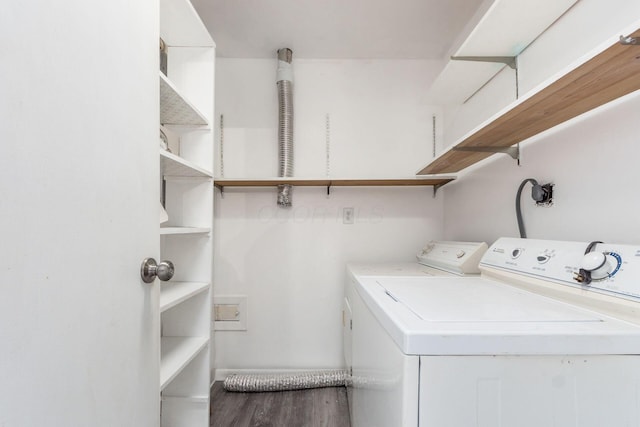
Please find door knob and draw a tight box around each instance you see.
[140,258,175,283]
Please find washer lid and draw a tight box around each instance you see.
[381,277,600,322]
[355,276,640,355]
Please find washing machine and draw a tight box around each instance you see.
[343,241,488,422]
[349,238,640,427]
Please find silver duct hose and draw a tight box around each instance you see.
[223,369,348,393]
[276,48,294,207]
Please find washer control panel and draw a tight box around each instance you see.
[481,238,640,300]
[417,241,488,275]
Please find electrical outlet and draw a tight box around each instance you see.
[343,207,354,224]
[535,183,554,207]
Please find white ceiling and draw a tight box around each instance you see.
[192,0,486,59]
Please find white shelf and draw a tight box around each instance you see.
[428,0,577,104]
[160,150,213,178]
[160,282,210,313]
[160,336,209,390]
[160,73,209,127]
[160,227,210,235]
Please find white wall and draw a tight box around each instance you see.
[213,59,444,374]
[442,0,640,148]
[443,0,640,244]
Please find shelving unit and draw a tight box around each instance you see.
[428,0,577,105]
[418,27,640,174]
[159,0,215,425]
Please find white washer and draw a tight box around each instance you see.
[349,238,640,427]
[344,241,488,422]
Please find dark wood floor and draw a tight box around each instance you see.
[210,382,351,427]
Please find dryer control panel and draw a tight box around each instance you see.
[481,238,640,301]
[416,241,488,275]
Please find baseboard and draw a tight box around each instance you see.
[214,368,345,382]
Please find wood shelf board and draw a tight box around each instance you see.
[160,150,213,178]
[160,73,209,127]
[213,177,456,190]
[160,336,209,390]
[420,28,640,174]
[160,227,211,235]
[160,282,210,313]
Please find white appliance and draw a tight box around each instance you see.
[344,241,488,422]
[348,238,640,427]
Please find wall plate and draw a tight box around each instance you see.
[213,295,247,331]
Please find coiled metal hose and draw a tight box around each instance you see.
[276,48,293,207]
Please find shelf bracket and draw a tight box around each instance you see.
[326,184,331,196]
[452,144,520,165]
[432,182,447,198]
[619,35,639,45]
[451,55,517,70]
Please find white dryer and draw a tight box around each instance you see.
[349,238,640,427]
[344,241,488,422]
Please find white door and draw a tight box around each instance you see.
[0,1,160,426]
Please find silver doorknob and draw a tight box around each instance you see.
[140,258,175,283]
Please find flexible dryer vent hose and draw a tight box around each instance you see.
[276,48,294,207]
[223,369,348,393]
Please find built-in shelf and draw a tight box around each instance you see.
[160,282,210,313]
[418,27,640,174]
[159,0,213,425]
[160,72,209,127]
[160,336,209,390]
[160,150,213,178]
[214,176,456,191]
[428,0,577,105]
[160,227,210,235]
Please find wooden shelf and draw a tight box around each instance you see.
[160,150,212,178]
[160,336,209,390]
[160,227,210,235]
[160,73,209,127]
[419,27,640,174]
[214,176,456,190]
[160,282,210,313]
[428,0,577,105]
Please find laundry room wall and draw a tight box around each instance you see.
[441,0,640,246]
[213,59,444,376]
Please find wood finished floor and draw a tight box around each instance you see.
[210,382,351,427]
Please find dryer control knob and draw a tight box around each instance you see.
[581,252,613,280]
[456,250,466,259]
[581,252,607,271]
